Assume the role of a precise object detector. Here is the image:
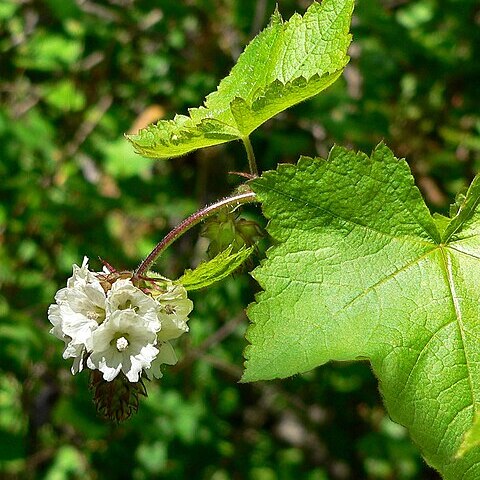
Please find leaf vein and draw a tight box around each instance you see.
[338,248,437,314]
[440,247,476,407]
[448,245,480,262]
[436,402,473,456]
[395,319,456,403]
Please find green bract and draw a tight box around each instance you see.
[127,0,353,159]
[245,144,480,478]
[177,245,254,291]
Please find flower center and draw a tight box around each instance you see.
[118,299,139,313]
[116,336,129,352]
[86,307,106,323]
[118,300,132,310]
[164,304,176,315]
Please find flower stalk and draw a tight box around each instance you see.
[135,190,257,277]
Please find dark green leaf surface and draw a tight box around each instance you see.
[246,144,480,478]
[127,0,353,159]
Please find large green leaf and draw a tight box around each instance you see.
[245,144,480,478]
[458,412,480,458]
[127,0,353,159]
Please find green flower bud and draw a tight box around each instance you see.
[202,210,263,258]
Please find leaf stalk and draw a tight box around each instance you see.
[242,136,259,177]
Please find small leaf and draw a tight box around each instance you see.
[127,0,354,159]
[177,245,253,291]
[246,143,480,478]
[15,32,82,71]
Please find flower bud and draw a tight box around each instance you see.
[202,210,263,258]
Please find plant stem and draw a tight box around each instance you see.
[242,136,259,176]
[135,190,257,277]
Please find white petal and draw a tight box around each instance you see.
[60,308,99,346]
[157,341,177,365]
[54,287,68,303]
[71,350,85,374]
[126,344,159,382]
[63,341,83,359]
[144,342,178,380]
[98,358,122,382]
[48,304,64,340]
[156,315,189,341]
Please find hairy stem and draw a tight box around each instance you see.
[242,136,259,176]
[135,190,257,276]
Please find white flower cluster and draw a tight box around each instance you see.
[48,257,193,382]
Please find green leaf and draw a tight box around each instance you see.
[42,80,85,112]
[458,412,480,458]
[177,245,253,291]
[0,0,17,21]
[246,143,480,478]
[127,0,353,159]
[15,33,82,71]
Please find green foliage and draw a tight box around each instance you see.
[127,0,353,159]
[458,412,480,459]
[178,245,254,291]
[246,144,480,477]
[1,0,479,478]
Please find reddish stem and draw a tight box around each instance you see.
[135,190,257,277]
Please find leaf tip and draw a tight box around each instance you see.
[269,4,283,26]
[124,131,136,144]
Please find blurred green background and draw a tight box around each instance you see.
[1,0,479,478]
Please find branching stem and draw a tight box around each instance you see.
[242,136,259,176]
[135,190,258,276]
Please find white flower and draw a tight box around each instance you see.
[48,257,107,372]
[106,278,158,327]
[140,282,192,380]
[87,309,161,382]
[155,283,193,341]
[49,257,195,383]
[48,302,86,373]
[60,284,106,347]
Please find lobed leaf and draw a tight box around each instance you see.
[127,0,353,159]
[245,143,480,478]
[177,245,253,291]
